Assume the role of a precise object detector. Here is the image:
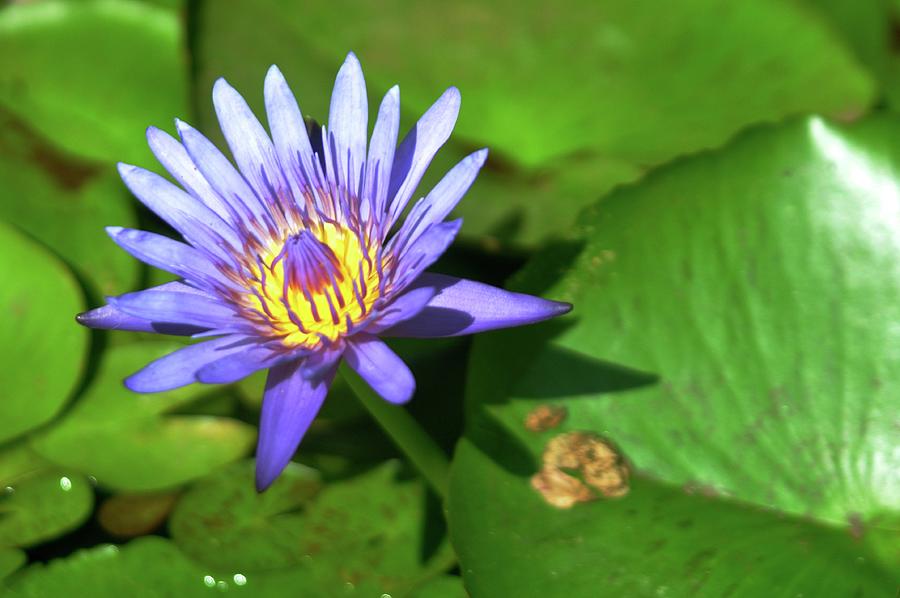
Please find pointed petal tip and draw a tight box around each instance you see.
[444,86,461,104]
[553,300,573,316]
[265,64,285,84]
[254,465,278,493]
[344,51,361,66]
[104,225,124,238]
[174,118,193,137]
[74,311,89,326]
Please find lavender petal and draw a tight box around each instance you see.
[382,273,572,338]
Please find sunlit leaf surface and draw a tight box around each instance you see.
[193,0,874,246]
[0,0,188,165]
[450,115,900,595]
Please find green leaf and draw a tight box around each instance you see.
[450,115,900,594]
[30,342,256,492]
[171,460,453,595]
[0,0,188,165]
[409,575,468,598]
[5,538,211,596]
[169,460,322,572]
[5,535,436,597]
[0,470,93,549]
[0,549,25,581]
[451,438,896,597]
[0,443,93,550]
[193,0,873,246]
[0,114,139,296]
[0,220,87,443]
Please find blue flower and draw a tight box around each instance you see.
[77,53,571,490]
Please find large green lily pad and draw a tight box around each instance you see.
[0,0,188,165]
[171,460,453,595]
[193,0,873,247]
[0,220,87,443]
[30,342,256,492]
[449,115,900,595]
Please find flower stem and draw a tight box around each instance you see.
[340,364,450,499]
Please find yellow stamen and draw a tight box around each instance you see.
[241,222,380,348]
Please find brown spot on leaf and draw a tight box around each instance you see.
[531,431,630,508]
[847,512,864,540]
[530,466,594,508]
[524,404,567,432]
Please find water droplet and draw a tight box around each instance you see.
[233,574,247,586]
[344,581,355,592]
[4,486,14,495]
[203,575,216,588]
[88,475,98,486]
[216,580,229,591]
[59,477,72,492]
[381,594,392,598]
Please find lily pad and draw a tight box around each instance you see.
[0,549,25,581]
[449,115,900,594]
[5,538,212,597]
[4,535,435,597]
[0,470,93,549]
[169,460,322,572]
[30,342,256,492]
[0,220,87,443]
[193,0,873,246]
[171,460,453,595]
[0,0,188,165]
[0,443,93,550]
[0,115,139,296]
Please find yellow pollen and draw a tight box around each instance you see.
[243,222,380,348]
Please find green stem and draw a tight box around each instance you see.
[340,363,451,499]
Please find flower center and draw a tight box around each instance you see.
[243,222,381,348]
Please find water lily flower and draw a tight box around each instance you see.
[76,53,571,491]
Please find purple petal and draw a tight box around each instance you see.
[363,86,400,224]
[146,126,236,224]
[390,219,462,291]
[392,148,488,253]
[76,282,210,335]
[213,78,289,206]
[256,357,338,491]
[110,288,247,333]
[175,119,269,227]
[117,163,241,259]
[386,87,460,231]
[382,273,572,338]
[344,334,415,405]
[328,52,368,195]
[196,342,301,384]
[125,335,256,392]
[366,285,437,333]
[106,226,234,292]
[264,65,317,200]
